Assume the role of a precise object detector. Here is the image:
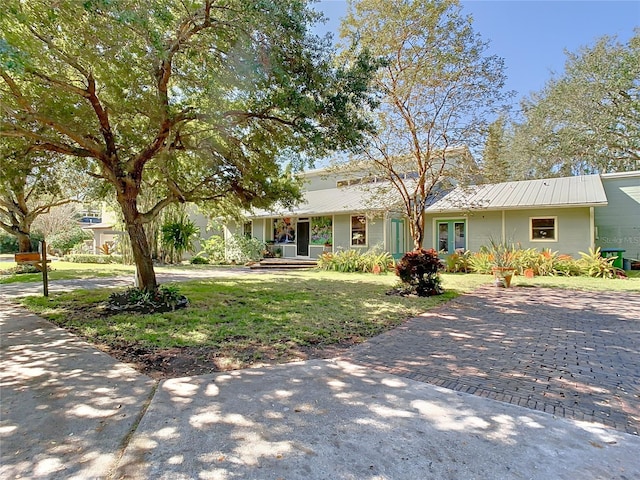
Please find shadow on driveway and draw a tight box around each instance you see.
[344,285,640,435]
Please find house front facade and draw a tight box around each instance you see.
[423,174,610,257]
[229,167,640,263]
[225,168,409,260]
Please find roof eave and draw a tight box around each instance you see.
[426,201,609,214]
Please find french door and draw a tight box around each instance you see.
[437,220,466,254]
[390,218,405,260]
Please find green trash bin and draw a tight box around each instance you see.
[601,248,625,269]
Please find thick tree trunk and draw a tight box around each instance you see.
[17,231,32,252]
[127,221,157,291]
[118,193,158,292]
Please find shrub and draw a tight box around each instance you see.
[318,249,360,272]
[470,245,598,278]
[98,242,116,255]
[577,247,617,278]
[468,250,493,274]
[554,254,582,276]
[226,234,265,263]
[190,255,209,264]
[360,248,395,273]
[317,247,394,273]
[444,251,471,273]
[199,235,226,264]
[106,285,188,314]
[0,263,45,275]
[63,254,123,264]
[161,217,199,263]
[510,248,540,275]
[394,248,444,297]
[0,232,44,253]
[49,227,92,255]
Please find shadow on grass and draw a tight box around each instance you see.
[17,273,485,375]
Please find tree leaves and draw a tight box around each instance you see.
[1,0,378,288]
[508,31,640,176]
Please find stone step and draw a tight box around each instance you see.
[249,258,318,269]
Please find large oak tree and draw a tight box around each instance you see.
[1,0,377,289]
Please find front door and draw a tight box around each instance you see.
[297,221,309,256]
[391,218,405,260]
[437,221,466,254]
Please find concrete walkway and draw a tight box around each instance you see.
[1,273,640,479]
[0,301,155,479]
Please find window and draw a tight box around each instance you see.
[530,217,557,241]
[351,215,367,246]
[243,221,252,238]
[437,220,466,253]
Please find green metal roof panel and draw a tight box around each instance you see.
[426,174,608,213]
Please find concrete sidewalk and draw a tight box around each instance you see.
[0,301,155,479]
[2,299,639,479]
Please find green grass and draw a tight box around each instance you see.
[14,267,640,370]
[0,261,137,284]
[511,272,640,292]
[0,260,244,284]
[19,271,489,362]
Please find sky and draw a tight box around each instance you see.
[314,0,639,105]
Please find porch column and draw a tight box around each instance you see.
[383,211,388,253]
[590,207,595,250]
[501,210,506,242]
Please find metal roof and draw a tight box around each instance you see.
[249,174,609,218]
[249,182,402,218]
[426,174,608,213]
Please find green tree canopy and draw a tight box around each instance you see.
[509,31,640,177]
[1,0,378,289]
[339,0,511,249]
[0,138,83,252]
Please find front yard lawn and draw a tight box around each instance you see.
[14,266,640,379]
[20,271,489,378]
[0,260,136,284]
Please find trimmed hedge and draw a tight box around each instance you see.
[63,254,124,264]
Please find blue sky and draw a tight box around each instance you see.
[314,0,639,104]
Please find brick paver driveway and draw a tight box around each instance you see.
[345,285,640,435]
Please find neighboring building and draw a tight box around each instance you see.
[80,203,213,257]
[226,169,640,263]
[79,204,119,253]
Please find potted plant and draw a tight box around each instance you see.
[487,239,517,287]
